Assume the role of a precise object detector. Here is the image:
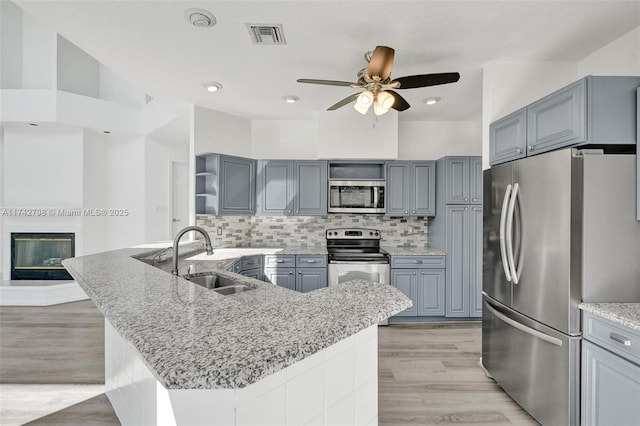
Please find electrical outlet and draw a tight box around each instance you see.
[408,226,414,235]
[217,227,223,235]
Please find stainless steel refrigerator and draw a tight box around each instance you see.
[482,147,640,426]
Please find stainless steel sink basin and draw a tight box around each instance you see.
[182,273,256,295]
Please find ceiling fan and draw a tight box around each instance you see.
[297,46,460,116]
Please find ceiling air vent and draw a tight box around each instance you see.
[246,23,286,45]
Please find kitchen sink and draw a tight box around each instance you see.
[182,273,257,295]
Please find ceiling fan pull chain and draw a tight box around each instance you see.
[372,116,378,130]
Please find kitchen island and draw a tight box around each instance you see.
[63,244,411,426]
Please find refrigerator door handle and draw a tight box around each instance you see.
[484,297,563,347]
[506,183,520,284]
[499,184,513,282]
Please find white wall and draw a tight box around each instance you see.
[21,8,55,89]
[318,108,398,159]
[193,106,252,157]
[2,127,83,207]
[82,130,108,255]
[481,61,578,168]
[578,26,640,77]
[57,36,99,98]
[252,120,318,159]
[99,64,147,108]
[398,121,482,159]
[1,1,23,89]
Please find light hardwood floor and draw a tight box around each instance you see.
[1,302,537,425]
[379,323,538,425]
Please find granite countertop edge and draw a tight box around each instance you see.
[579,302,640,332]
[63,245,412,390]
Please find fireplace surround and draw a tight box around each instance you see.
[10,232,75,280]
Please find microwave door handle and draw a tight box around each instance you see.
[499,184,513,282]
[373,186,379,209]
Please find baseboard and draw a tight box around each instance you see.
[0,282,88,306]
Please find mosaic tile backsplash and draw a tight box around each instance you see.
[196,215,428,248]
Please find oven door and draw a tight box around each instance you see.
[328,262,390,286]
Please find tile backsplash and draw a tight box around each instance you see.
[196,215,428,248]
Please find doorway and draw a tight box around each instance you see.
[170,160,189,238]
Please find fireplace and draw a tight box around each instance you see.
[10,233,75,280]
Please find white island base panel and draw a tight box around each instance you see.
[105,320,379,426]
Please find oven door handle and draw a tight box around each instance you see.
[329,260,390,264]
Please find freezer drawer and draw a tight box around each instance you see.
[482,294,580,426]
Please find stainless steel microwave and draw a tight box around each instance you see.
[328,180,386,214]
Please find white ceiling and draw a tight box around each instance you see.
[14,1,640,122]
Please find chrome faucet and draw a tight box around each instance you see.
[171,226,213,275]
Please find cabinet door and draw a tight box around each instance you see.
[294,161,327,215]
[489,109,527,165]
[411,161,436,216]
[469,206,483,318]
[469,157,483,205]
[386,162,411,216]
[296,268,327,292]
[445,157,470,204]
[219,155,256,215]
[527,78,586,156]
[445,205,470,317]
[582,341,640,426]
[390,269,418,316]
[264,267,296,290]
[242,267,263,281]
[257,160,293,215]
[417,269,445,316]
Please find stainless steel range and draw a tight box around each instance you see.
[326,228,390,286]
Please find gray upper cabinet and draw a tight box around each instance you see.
[445,157,470,204]
[489,109,527,165]
[386,161,435,216]
[294,161,328,215]
[490,76,640,165]
[469,157,483,205]
[527,79,586,155]
[195,154,256,216]
[257,160,294,215]
[257,160,327,216]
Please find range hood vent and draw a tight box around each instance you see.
[246,23,286,45]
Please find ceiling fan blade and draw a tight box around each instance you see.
[393,72,460,89]
[367,46,395,81]
[386,90,411,111]
[327,93,360,111]
[297,79,356,87]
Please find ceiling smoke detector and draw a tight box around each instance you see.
[184,8,217,28]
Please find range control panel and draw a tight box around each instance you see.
[326,228,381,240]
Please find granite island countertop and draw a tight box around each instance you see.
[579,302,640,332]
[62,245,411,390]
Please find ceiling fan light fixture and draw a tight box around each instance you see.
[423,97,442,105]
[356,91,374,107]
[204,82,223,92]
[353,101,370,115]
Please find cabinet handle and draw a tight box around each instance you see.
[405,210,408,214]
[276,260,284,263]
[464,198,468,201]
[465,207,468,211]
[289,271,293,274]
[296,210,299,214]
[412,210,415,214]
[415,260,423,264]
[306,260,316,263]
[528,145,534,151]
[516,148,522,154]
[421,272,426,275]
[610,332,632,346]
[412,272,416,275]
[298,271,302,274]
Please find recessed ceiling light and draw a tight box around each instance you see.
[282,95,300,103]
[184,8,217,28]
[204,82,223,92]
[423,97,442,105]
[28,123,38,126]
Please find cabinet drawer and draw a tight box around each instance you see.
[296,255,327,268]
[390,256,445,269]
[264,254,295,268]
[241,255,263,271]
[583,312,640,365]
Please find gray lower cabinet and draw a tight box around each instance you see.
[240,255,264,281]
[444,205,482,318]
[195,153,256,215]
[241,268,263,281]
[385,161,435,217]
[390,256,445,317]
[257,160,327,216]
[264,254,327,292]
[490,76,640,165]
[582,313,640,425]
